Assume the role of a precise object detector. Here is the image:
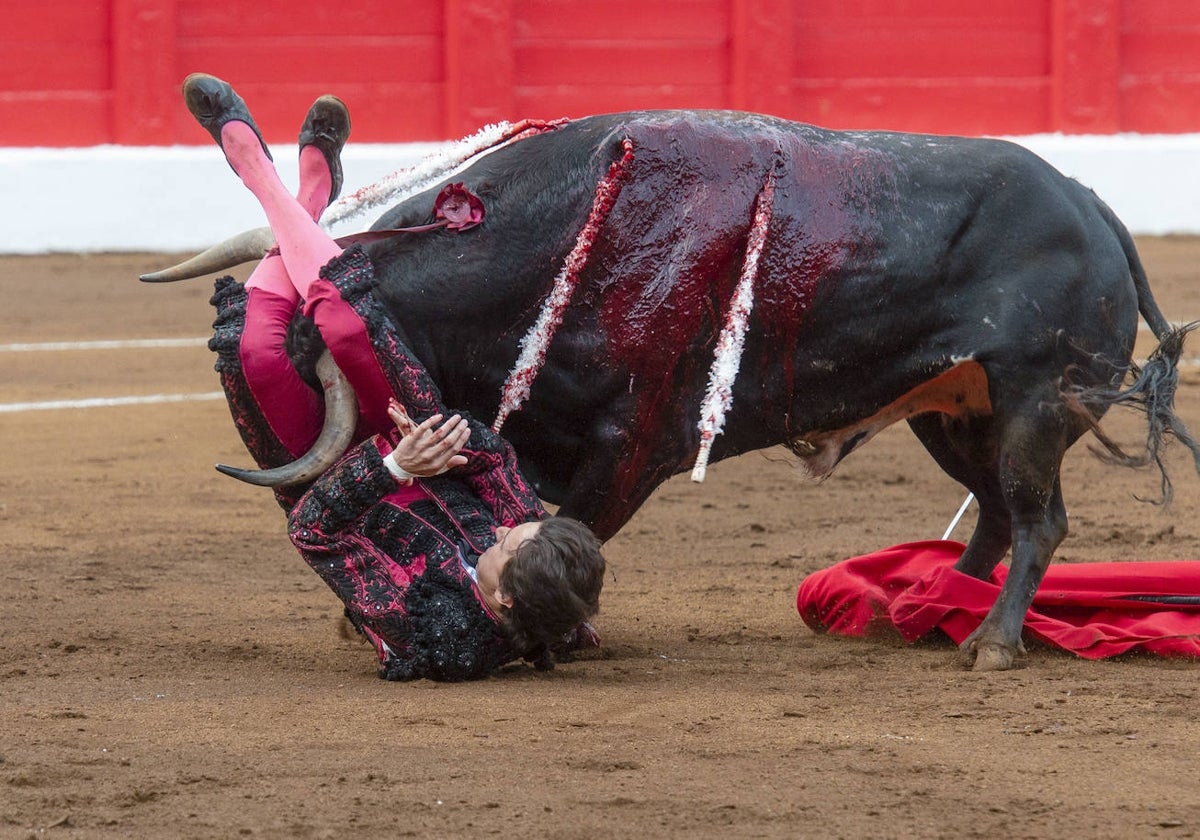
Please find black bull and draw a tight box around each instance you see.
[151,111,1200,670]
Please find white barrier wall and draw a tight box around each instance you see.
[2,135,1199,254]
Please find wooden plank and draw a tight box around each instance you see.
[792,78,1051,135]
[794,22,1048,78]
[2,3,107,40]
[517,42,727,86]
[332,83,445,142]
[730,0,793,114]
[794,0,1045,22]
[0,0,109,89]
[514,85,728,120]
[178,0,442,37]
[516,0,727,40]
[168,82,445,145]
[0,46,110,91]
[1051,0,1119,133]
[1121,76,1200,133]
[1120,0,1200,29]
[0,93,110,146]
[793,0,1047,78]
[112,0,178,145]
[176,38,443,84]
[444,0,514,135]
[1122,31,1200,74]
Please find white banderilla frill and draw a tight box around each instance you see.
[691,172,776,482]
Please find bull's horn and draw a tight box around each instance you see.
[215,351,358,487]
[139,226,275,283]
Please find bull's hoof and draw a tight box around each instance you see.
[969,643,1015,672]
[959,623,1025,672]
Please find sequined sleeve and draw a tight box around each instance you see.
[287,439,397,541]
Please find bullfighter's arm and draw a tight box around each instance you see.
[287,439,399,541]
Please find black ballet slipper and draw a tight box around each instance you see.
[298,94,352,205]
[182,72,272,163]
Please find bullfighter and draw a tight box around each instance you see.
[184,73,605,682]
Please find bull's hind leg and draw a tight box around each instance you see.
[961,394,1076,671]
[907,413,1010,578]
[965,480,1068,671]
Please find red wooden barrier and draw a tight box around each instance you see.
[3,0,1199,147]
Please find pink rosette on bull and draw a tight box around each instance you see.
[433,182,485,231]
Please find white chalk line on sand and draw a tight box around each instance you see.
[0,392,225,414]
[1,336,219,414]
[0,337,209,352]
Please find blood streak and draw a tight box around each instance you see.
[582,122,784,520]
[492,138,636,432]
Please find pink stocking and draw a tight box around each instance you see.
[297,144,334,221]
[234,135,338,454]
[220,121,341,300]
[240,285,323,457]
[224,121,399,437]
[244,145,335,297]
[244,251,299,299]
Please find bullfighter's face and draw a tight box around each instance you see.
[476,521,542,614]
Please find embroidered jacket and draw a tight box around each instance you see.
[289,423,545,681]
[210,248,546,681]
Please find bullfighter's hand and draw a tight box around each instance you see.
[387,399,470,477]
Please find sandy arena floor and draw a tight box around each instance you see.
[2,239,1200,838]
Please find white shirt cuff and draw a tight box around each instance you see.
[383,450,415,484]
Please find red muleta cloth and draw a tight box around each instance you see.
[796,540,1200,659]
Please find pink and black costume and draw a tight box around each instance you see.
[209,246,546,681]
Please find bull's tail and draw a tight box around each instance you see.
[1073,195,1200,502]
[1086,323,1200,504]
[1094,194,1174,339]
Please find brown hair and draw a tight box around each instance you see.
[498,516,605,664]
